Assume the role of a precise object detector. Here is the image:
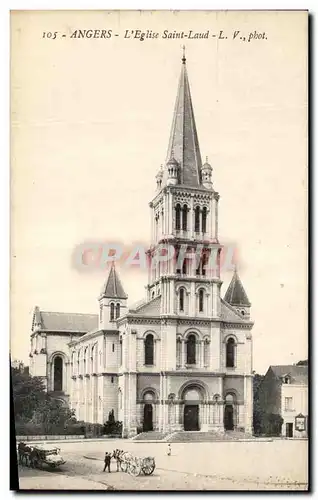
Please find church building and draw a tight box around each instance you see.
[29,52,254,438]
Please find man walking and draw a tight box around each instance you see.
[103,452,111,473]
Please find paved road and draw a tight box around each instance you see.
[17,439,308,491]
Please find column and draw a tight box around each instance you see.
[150,204,154,245]
[210,324,220,371]
[175,403,179,430]
[190,194,195,238]
[181,339,186,368]
[155,338,160,368]
[158,374,163,432]
[127,373,137,436]
[210,197,215,240]
[215,195,219,240]
[244,376,253,433]
[163,191,168,236]
[219,403,224,431]
[168,191,173,235]
[170,281,174,314]
[199,340,204,368]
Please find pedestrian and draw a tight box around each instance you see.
[103,452,111,473]
[167,443,171,456]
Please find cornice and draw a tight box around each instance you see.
[164,370,225,377]
[223,322,253,330]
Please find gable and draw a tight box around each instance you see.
[220,299,247,323]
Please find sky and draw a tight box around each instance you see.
[10,10,308,374]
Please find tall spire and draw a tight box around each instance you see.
[163,49,203,187]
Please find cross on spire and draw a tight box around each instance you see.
[182,45,186,64]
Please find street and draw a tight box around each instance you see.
[17,439,308,491]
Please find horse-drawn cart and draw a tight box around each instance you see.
[114,450,155,477]
[18,442,66,470]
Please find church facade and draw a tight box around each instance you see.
[29,53,254,438]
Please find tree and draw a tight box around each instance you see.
[103,409,122,436]
[253,373,265,435]
[11,365,46,421]
[296,359,308,366]
[32,398,76,434]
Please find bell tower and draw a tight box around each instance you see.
[147,48,223,319]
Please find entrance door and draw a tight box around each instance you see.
[286,422,293,437]
[143,404,153,432]
[224,404,234,430]
[184,405,199,431]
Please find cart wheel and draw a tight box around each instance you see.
[128,460,142,477]
[142,461,155,475]
[120,461,128,472]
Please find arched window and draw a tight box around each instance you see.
[144,334,154,365]
[199,289,204,312]
[179,288,185,312]
[53,356,63,391]
[100,304,103,321]
[110,303,115,321]
[77,350,80,374]
[119,339,123,366]
[182,204,188,231]
[116,303,120,319]
[202,207,207,233]
[175,204,181,230]
[226,338,235,368]
[225,393,235,404]
[186,334,196,365]
[195,206,200,232]
[152,291,155,299]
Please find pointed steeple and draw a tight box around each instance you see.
[224,269,251,307]
[163,48,202,187]
[32,306,42,332]
[99,262,127,299]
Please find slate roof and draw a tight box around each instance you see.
[270,365,308,385]
[100,262,127,299]
[32,308,98,333]
[162,54,203,188]
[129,296,161,316]
[224,270,251,307]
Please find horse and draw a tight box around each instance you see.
[17,442,32,467]
[112,449,133,472]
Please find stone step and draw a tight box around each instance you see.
[165,431,254,443]
[132,431,168,441]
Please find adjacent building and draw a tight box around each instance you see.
[259,365,308,438]
[29,52,254,438]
